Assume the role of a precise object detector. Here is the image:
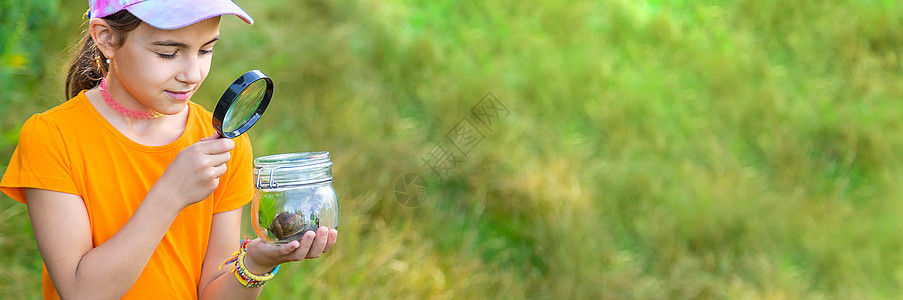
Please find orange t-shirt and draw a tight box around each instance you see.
[0,91,255,299]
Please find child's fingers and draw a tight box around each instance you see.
[208,164,227,181]
[208,152,232,168]
[272,240,300,256]
[323,229,338,253]
[200,138,234,155]
[305,227,329,258]
[200,132,220,141]
[288,231,316,261]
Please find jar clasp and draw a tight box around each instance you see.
[255,166,282,189]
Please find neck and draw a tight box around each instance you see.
[85,87,190,146]
[101,76,162,120]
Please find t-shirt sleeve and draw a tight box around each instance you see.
[212,133,254,213]
[0,114,79,204]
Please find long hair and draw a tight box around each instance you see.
[65,10,143,99]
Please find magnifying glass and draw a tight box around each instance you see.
[213,70,273,139]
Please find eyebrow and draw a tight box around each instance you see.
[152,36,221,48]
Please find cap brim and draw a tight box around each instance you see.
[126,0,254,30]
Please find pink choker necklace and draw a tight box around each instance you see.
[100,78,162,119]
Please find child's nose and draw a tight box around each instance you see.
[175,56,203,84]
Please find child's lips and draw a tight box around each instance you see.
[166,90,192,101]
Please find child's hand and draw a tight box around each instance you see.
[153,133,234,208]
[242,226,339,273]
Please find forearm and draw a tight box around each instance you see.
[58,189,182,299]
[198,209,269,299]
[199,270,264,300]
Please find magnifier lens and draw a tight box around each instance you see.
[213,69,273,139]
[223,80,267,133]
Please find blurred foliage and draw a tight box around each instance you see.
[0,0,60,112]
[0,1,61,298]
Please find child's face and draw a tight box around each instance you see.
[110,17,222,115]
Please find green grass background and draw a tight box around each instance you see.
[5,0,903,298]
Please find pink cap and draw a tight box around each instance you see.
[89,0,254,30]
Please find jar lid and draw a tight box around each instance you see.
[254,152,333,189]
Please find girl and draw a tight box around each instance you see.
[0,1,338,299]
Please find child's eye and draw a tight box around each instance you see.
[200,49,214,55]
[157,51,177,60]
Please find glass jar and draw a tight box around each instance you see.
[251,152,339,244]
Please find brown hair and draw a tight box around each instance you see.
[65,10,143,99]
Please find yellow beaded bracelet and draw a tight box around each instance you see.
[220,238,280,288]
[237,249,278,282]
[234,271,252,287]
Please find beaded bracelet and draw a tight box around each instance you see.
[220,237,281,288]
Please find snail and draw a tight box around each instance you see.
[268,212,319,242]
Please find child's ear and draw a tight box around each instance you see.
[88,19,117,60]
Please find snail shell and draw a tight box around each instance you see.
[268,212,320,242]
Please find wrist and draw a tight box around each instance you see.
[242,245,279,275]
[143,186,185,216]
[220,239,281,288]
